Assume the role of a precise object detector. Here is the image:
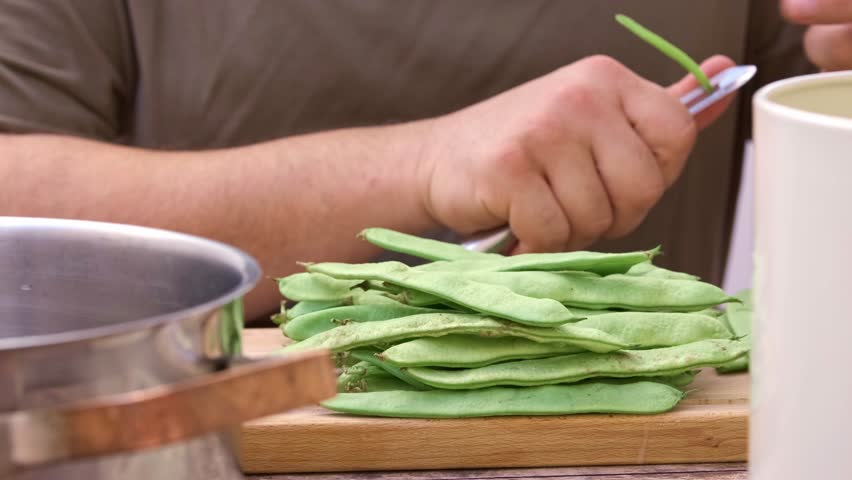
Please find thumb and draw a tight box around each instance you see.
[804,24,852,71]
[667,55,737,130]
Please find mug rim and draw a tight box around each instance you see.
[754,70,852,131]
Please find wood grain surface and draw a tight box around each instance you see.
[249,462,747,479]
[240,329,748,475]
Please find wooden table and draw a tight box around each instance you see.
[247,462,746,479]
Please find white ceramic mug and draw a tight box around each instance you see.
[752,72,852,479]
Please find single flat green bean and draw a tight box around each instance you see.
[460,271,736,311]
[405,339,749,389]
[309,262,582,326]
[352,289,406,305]
[321,381,685,418]
[349,350,431,390]
[337,361,419,393]
[734,288,753,310]
[558,307,604,318]
[717,310,735,336]
[367,284,446,307]
[340,361,381,379]
[283,303,446,340]
[338,371,422,393]
[381,335,584,368]
[625,261,700,281]
[343,359,696,392]
[277,272,362,302]
[725,304,751,339]
[380,286,445,307]
[336,366,372,392]
[615,14,713,93]
[571,307,721,318]
[353,283,466,310]
[334,350,364,369]
[579,370,698,389]
[716,302,752,374]
[530,305,723,319]
[575,312,732,348]
[359,280,401,296]
[284,300,343,322]
[282,313,630,354]
[271,303,288,326]
[716,356,749,374]
[414,248,658,276]
[360,228,498,261]
[659,370,699,388]
[694,307,724,318]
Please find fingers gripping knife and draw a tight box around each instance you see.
[461,65,758,254]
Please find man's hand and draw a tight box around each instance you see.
[418,55,735,254]
[782,0,852,71]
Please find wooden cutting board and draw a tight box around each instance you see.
[239,329,748,474]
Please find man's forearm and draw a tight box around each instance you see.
[1,55,740,320]
[0,123,439,319]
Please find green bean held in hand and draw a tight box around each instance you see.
[616,14,714,93]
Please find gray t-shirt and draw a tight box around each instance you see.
[0,0,811,283]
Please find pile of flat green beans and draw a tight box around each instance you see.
[275,228,751,418]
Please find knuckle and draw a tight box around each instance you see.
[488,141,529,177]
[805,25,852,71]
[581,55,626,76]
[551,224,575,252]
[519,215,571,254]
[632,176,666,209]
[541,210,569,240]
[585,212,614,239]
[555,83,602,118]
[522,113,566,151]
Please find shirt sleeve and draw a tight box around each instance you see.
[0,0,136,141]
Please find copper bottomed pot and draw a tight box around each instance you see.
[0,217,336,479]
